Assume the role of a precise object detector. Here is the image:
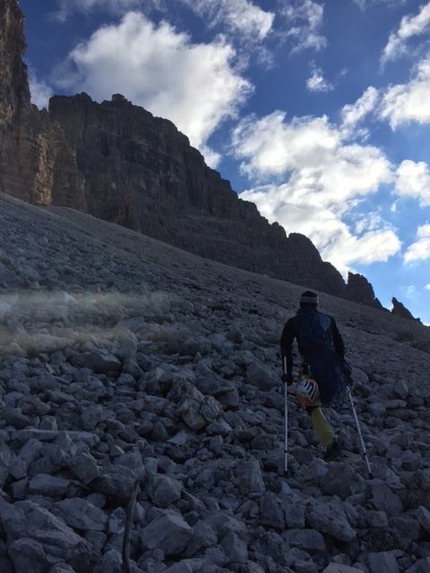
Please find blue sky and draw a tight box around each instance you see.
[20,0,430,323]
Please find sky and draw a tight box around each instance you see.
[19,0,430,323]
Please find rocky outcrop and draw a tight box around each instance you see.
[392,297,419,321]
[344,272,384,310]
[0,0,419,320]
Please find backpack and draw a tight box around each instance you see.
[295,308,346,404]
[295,308,334,354]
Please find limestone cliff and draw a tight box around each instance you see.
[0,0,85,207]
[48,93,346,296]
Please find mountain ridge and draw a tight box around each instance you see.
[0,0,419,321]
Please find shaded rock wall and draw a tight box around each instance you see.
[48,93,347,296]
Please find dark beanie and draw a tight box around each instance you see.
[300,290,318,307]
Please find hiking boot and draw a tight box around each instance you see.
[323,439,341,461]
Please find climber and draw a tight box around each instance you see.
[280,290,351,461]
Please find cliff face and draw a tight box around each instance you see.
[0,0,29,122]
[48,93,346,296]
[0,0,85,208]
[0,0,33,200]
[0,0,417,318]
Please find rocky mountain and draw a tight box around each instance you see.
[0,0,406,317]
[0,192,429,573]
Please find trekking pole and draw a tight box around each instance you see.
[346,385,373,479]
[283,356,288,474]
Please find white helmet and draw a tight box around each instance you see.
[296,376,320,406]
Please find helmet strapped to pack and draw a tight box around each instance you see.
[296,376,320,406]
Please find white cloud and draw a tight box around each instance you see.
[353,0,407,8]
[54,0,141,21]
[404,223,430,262]
[395,159,430,206]
[324,227,401,271]
[240,181,400,273]
[379,56,430,127]
[233,110,399,271]
[280,0,327,52]
[232,111,392,192]
[381,2,430,65]
[54,0,275,46]
[53,12,251,159]
[28,73,54,110]
[306,64,333,93]
[341,86,379,133]
[179,0,274,43]
[353,211,386,234]
[425,283,430,290]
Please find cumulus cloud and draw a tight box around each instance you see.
[232,110,399,271]
[232,111,392,191]
[379,56,430,127]
[306,64,333,93]
[240,181,400,273]
[404,224,430,263]
[179,0,275,43]
[28,73,54,110]
[341,86,379,134]
[279,0,327,52]
[395,160,430,206]
[52,12,251,159]
[381,2,430,65]
[324,227,401,271]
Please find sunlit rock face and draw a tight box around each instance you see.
[0,0,33,200]
[0,0,85,208]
